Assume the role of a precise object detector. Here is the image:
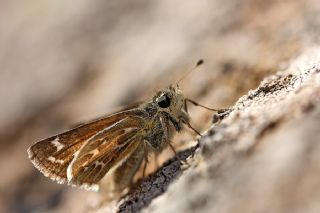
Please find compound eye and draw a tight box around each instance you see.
[157,94,171,108]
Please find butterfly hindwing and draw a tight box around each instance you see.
[67,116,145,189]
[68,128,143,190]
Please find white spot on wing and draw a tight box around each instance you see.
[27,147,68,184]
[124,127,137,134]
[67,150,80,182]
[51,137,64,152]
[48,156,56,162]
[67,164,73,182]
[48,156,64,164]
[94,161,105,167]
[89,149,99,156]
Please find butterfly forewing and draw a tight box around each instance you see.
[27,108,147,189]
[28,135,84,184]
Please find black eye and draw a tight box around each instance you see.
[157,94,171,108]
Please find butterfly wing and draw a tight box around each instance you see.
[67,116,145,190]
[69,130,144,190]
[27,107,148,189]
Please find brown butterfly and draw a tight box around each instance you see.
[27,60,224,192]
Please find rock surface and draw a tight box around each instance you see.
[140,48,320,213]
[94,48,320,213]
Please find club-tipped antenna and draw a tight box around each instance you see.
[176,59,204,85]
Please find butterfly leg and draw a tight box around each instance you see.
[184,98,189,113]
[182,120,202,137]
[160,116,189,165]
[169,141,191,166]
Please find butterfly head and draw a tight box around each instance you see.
[154,84,186,114]
[152,59,204,114]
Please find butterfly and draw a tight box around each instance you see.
[27,60,224,192]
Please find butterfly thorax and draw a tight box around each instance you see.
[141,84,190,152]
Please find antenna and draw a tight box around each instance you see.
[176,59,204,85]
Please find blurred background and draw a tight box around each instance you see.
[0,0,319,212]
